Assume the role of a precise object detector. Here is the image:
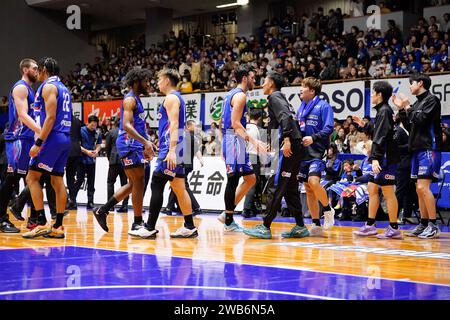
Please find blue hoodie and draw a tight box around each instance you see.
[296,97,334,160]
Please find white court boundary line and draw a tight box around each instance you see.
[72,245,450,288]
[0,285,342,300]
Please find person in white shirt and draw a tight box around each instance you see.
[350,0,364,17]
[243,109,264,218]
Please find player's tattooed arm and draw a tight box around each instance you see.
[231,92,268,155]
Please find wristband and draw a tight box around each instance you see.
[35,138,44,147]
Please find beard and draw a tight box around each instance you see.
[28,73,38,83]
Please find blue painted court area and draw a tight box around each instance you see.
[0,246,449,300]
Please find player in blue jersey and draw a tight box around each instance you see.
[218,65,267,232]
[23,58,72,239]
[296,77,335,236]
[93,68,155,237]
[0,59,40,233]
[145,68,198,238]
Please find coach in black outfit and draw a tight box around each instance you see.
[244,71,307,238]
[66,114,83,210]
[105,119,129,213]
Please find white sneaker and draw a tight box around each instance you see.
[170,226,198,238]
[323,207,335,230]
[418,223,441,239]
[217,211,226,224]
[128,225,158,239]
[309,225,325,237]
[224,221,244,232]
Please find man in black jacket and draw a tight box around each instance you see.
[393,73,442,239]
[244,72,308,239]
[354,81,401,239]
[105,119,128,213]
[66,114,83,210]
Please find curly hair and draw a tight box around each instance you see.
[38,57,60,76]
[124,67,152,87]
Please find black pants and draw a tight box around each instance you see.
[244,161,261,211]
[107,164,129,207]
[74,163,96,203]
[263,140,303,227]
[66,156,80,203]
[166,167,200,211]
[396,168,418,218]
[11,174,57,214]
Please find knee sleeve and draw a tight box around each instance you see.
[224,174,240,212]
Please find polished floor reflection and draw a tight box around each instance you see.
[0,206,449,300]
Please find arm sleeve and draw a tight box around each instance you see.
[105,132,112,159]
[371,109,391,161]
[398,109,411,132]
[354,174,370,183]
[407,96,440,126]
[311,103,334,142]
[269,94,295,139]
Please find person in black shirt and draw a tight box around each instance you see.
[164,120,203,215]
[394,73,442,239]
[66,114,83,210]
[105,119,129,213]
[354,81,401,239]
[394,115,418,224]
[244,72,308,239]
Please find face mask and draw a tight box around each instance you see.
[259,53,264,58]
[300,58,305,63]
[372,61,376,66]
[307,56,313,62]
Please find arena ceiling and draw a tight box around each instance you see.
[26,0,245,29]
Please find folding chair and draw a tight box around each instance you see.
[434,171,447,225]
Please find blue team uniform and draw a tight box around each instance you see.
[5,80,36,175]
[221,87,253,177]
[116,92,147,169]
[154,91,186,179]
[296,96,334,182]
[29,76,72,176]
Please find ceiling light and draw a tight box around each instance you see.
[216,0,249,8]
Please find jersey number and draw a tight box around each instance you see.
[62,92,71,113]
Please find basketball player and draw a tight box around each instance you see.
[393,73,442,239]
[144,69,198,238]
[0,59,40,233]
[218,65,267,232]
[93,67,155,237]
[244,72,308,239]
[353,81,401,239]
[23,57,72,239]
[296,77,335,236]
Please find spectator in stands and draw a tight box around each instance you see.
[442,123,450,151]
[0,96,7,107]
[379,2,391,14]
[349,0,364,17]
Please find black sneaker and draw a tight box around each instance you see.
[0,215,20,233]
[67,201,77,210]
[27,217,39,230]
[93,207,109,232]
[116,205,128,213]
[9,205,25,221]
[86,202,94,210]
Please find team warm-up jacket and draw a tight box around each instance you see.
[371,102,400,165]
[398,90,442,152]
[267,91,302,143]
